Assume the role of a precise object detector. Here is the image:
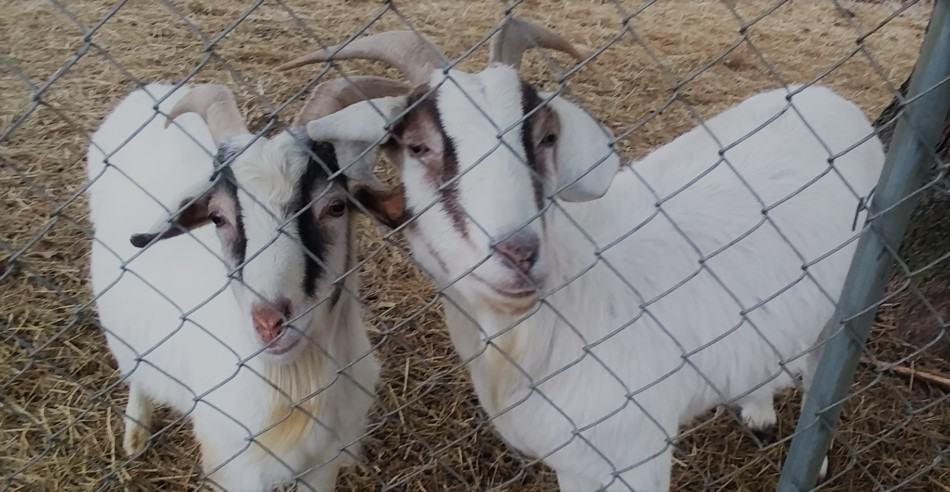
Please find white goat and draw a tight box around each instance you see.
[86,78,404,491]
[284,18,884,491]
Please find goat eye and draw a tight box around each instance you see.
[407,143,429,157]
[539,133,558,147]
[209,212,226,227]
[326,199,346,218]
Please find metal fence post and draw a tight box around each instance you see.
[777,1,950,490]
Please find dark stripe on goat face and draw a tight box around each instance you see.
[212,147,247,274]
[294,140,341,297]
[391,85,468,238]
[520,82,546,211]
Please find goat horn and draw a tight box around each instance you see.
[278,31,445,86]
[292,76,409,127]
[489,17,582,71]
[165,84,248,146]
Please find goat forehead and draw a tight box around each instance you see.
[435,67,526,154]
[228,134,310,214]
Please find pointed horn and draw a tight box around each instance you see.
[164,84,248,146]
[292,76,409,127]
[489,18,583,71]
[277,31,445,86]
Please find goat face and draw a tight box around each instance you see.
[391,67,552,312]
[131,131,353,360]
[308,66,621,314]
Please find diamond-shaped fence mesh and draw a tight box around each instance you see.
[1,1,947,491]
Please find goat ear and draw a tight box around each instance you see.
[351,185,407,229]
[307,96,408,190]
[333,141,386,190]
[306,96,406,148]
[129,184,215,248]
[544,94,621,202]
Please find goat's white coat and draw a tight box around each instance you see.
[437,85,883,490]
[306,69,882,489]
[86,84,379,491]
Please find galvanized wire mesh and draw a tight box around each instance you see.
[1,1,947,491]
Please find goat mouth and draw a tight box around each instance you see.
[490,285,538,298]
[263,330,302,355]
[471,272,540,301]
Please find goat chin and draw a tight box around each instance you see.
[437,85,884,490]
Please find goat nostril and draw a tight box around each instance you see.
[253,318,283,343]
[278,299,292,320]
[523,249,537,264]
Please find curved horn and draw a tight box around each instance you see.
[490,18,582,71]
[278,31,445,86]
[292,76,409,127]
[164,84,248,146]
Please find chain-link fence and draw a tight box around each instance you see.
[1,1,947,491]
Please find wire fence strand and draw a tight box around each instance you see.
[1,1,947,491]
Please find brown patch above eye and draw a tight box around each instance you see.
[392,91,446,175]
[521,83,554,211]
[388,85,468,237]
[532,108,560,150]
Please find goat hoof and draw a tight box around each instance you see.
[750,425,777,444]
[738,405,777,444]
[817,455,831,483]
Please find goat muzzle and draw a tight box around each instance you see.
[251,298,293,345]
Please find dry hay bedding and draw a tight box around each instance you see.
[0,0,946,491]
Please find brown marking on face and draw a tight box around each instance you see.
[423,237,451,277]
[389,85,468,238]
[207,178,246,265]
[520,83,546,211]
[520,83,561,214]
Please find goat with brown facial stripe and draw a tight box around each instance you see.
[86,78,404,491]
[286,17,883,491]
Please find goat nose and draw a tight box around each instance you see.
[251,298,292,344]
[495,232,540,274]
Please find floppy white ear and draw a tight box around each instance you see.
[543,93,622,202]
[306,96,408,190]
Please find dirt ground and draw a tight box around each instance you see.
[1,0,946,490]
